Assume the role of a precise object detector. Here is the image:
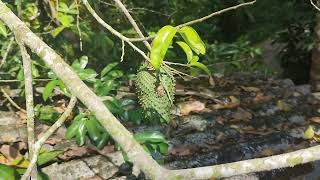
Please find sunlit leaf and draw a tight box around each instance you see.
[179,26,206,55]
[189,61,211,75]
[176,41,193,62]
[134,131,167,144]
[37,150,63,166]
[150,25,177,70]
[43,80,58,101]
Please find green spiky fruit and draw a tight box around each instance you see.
[136,64,175,123]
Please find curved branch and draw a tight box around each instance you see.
[21,96,77,180]
[113,0,151,50]
[176,0,256,28]
[82,0,151,62]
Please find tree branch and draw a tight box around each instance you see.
[21,95,77,180]
[82,0,151,62]
[125,0,257,42]
[16,34,38,179]
[113,0,151,50]
[176,0,256,28]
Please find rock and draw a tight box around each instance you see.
[179,115,207,131]
[83,155,119,179]
[0,111,19,125]
[288,115,306,125]
[42,160,95,180]
[294,85,312,96]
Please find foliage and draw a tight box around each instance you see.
[120,130,168,163]
[65,113,110,149]
[204,37,262,74]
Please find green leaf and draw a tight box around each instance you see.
[57,13,74,27]
[57,80,71,97]
[190,61,211,76]
[58,2,78,15]
[176,41,193,62]
[0,164,20,180]
[179,26,206,55]
[96,132,109,149]
[43,80,58,101]
[37,150,63,166]
[134,131,167,144]
[65,120,81,139]
[38,105,60,123]
[37,171,50,180]
[31,63,40,78]
[76,118,87,146]
[72,56,89,70]
[85,119,102,142]
[0,21,8,37]
[150,25,177,70]
[94,80,114,96]
[52,26,66,37]
[158,142,169,155]
[107,70,124,79]
[101,62,119,78]
[78,69,97,82]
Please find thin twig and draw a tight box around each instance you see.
[0,78,53,82]
[16,36,38,178]
[75,0,83,51]
[0,87,26,113]
[126,0,257,42]
[82,0,151,62]
[113,0,151,50]
[311,0,320,11]
[21,95,77,180]
[120,39,125,62]
[0,36,14,69]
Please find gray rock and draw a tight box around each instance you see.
[42,160,95,180]
[83,155,119,179]
[288,115,305,125]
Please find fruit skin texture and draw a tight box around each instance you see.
[136,64,175,123]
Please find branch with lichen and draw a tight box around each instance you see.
[16,35,38,179]
[21,95,77,180]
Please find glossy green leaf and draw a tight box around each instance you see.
[65,119,81,139]
[72,56,89,70]
[78,69,97,82]
[134,131,167,144]
[43,80,58,101]
[158,142,169,155]
[85,119,102,142]
[0,164,20,180]
[57,80,71,97]
[57,13,74,27]
[31,63,40,78]
[101,62,119,78]
[37,171,50,180]
[76,118,87,146]
[179,26,206,55]
[94,80,114,96]
[52,26,66,37]
[150,25,177,70]
[58,2,78,15]
[37,150,63,166]
[38,105,60,123]
[190,61,211,76]
[176,41,193,62]
[96,132,109,149]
